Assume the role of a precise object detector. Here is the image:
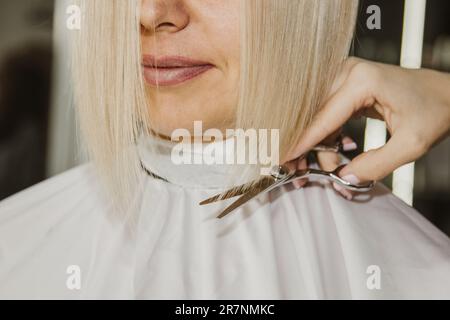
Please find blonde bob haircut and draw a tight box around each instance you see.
[72,0,359,217]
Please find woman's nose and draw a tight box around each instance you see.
[140,0,189,33]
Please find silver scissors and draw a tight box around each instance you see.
[199,140,376,219]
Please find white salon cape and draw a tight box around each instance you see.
[0,133,449,300]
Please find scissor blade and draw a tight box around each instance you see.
[199,177,267,205]
[217,176,276,219]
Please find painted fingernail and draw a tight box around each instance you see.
[336,174,360,201]
[343,142,358,151]
[341,174,360,185]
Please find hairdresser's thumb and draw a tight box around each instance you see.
[337,152,385,187]
[337,134,411,185]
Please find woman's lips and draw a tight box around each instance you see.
[142,55,214,87]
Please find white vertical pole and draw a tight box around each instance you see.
[363,119,387,155]
[393,0,427,205]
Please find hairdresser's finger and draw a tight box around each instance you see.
[342,136,358,151]
[293,157,308,189]
[316,149,341,172]
[338,130,422,184]
[316,136,357,199]
[329,57,365,96]
[316,135,358,169]
[285,78,371,162]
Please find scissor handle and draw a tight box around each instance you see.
[311,133,346,153]
[283,165,376,192]
[312,144,341,153]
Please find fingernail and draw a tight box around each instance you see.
[341,174,360,185]
[293,181,302,189]
[339,174,360,200]
[342,142,358,151]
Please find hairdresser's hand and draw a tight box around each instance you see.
[285,57,450,199]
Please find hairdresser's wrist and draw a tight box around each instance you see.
[431,69,450,137]
[407,68,450,150]
[442,74,450,130]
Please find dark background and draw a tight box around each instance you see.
[0,0,449,234]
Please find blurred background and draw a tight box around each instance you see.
[0,0,449,234]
